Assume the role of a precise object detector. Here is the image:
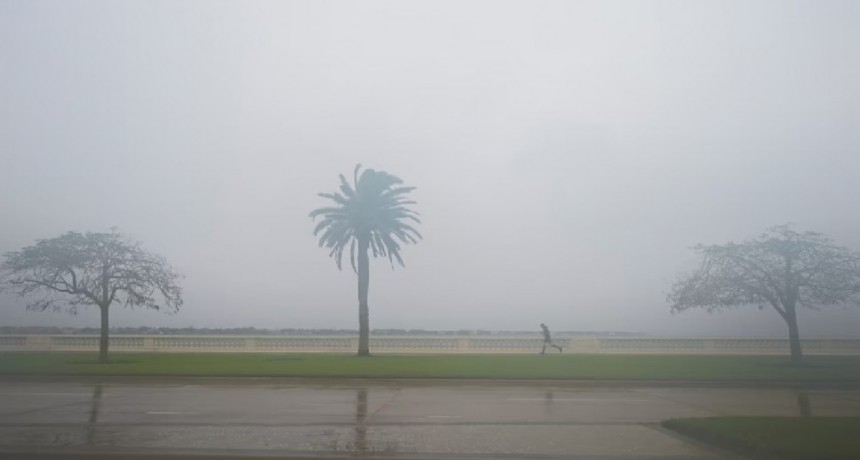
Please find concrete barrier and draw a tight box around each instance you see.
[0,335,858,354]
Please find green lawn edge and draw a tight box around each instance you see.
[662,416,860,460]
[2,353,860,382]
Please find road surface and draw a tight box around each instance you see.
[1,379,859,459]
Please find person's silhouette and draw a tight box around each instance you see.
[540,323,563,354]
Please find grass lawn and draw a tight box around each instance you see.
[1,353,860,381]
[663,417,860,460]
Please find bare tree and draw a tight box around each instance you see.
[1,230,183,363]
[310,165,422,356]
[668,224,860,364]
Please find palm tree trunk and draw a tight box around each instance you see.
[357,237,371,356]
[98,305,109,364]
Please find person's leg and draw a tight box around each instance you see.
[541,342,547,354]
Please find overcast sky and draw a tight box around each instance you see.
[2,0,859,336]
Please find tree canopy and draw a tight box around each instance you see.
[311,164,421,271]
[668,224,860,363]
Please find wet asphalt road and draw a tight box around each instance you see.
[1,379,859,459]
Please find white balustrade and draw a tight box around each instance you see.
[0,335,857,355]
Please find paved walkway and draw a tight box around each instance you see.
[1,379,859,459]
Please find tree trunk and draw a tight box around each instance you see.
[98,305,109,364]
[785,305,803,365]
[357,237,371,357]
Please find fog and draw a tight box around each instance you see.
[2,0,859,337]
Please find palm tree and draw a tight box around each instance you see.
[310,165,422,356]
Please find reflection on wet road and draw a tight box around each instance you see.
[85,385,101,446]
[0,380,858,458]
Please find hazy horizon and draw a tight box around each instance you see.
[2,1,859,338]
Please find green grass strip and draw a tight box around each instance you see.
[2,353,860,381]
[663,416,860,460]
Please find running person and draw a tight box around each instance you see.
[540,323,563,354]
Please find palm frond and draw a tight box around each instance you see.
[338,174,355,199]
